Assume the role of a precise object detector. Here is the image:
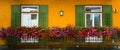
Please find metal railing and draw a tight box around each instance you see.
[21,37,39,43]
[85,36,103,43]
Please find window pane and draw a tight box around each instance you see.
[22,6,38,12]
[85,6,102,12]
[86,14,93,27]
[31,14,37,20]
[94,14,101,26]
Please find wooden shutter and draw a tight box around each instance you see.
[103,5,112,27]
[75,5,85,27]
[11,5,21,28]
[39,5,48,27]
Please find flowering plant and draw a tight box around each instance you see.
[0,26,119,44]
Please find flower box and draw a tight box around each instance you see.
[0,26,119,49]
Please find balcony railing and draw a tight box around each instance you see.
[20,36,103,43]
[21,37,39,43]
[85,36,103,43]
[5,36,118,49]
[1,26,120,49]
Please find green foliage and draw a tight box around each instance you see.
[0,25,120,45]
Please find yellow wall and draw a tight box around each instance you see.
[0,0,120,28]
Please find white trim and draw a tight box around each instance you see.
[93,14,94,27]
[21,5,39,12]
[85,6,102,12]
[21,5,39,27]
[100,14,102,27]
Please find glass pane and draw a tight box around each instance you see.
[22,6,38,12]
[86,14,93,27]
[94,14,101,26]
[85,6,102,12]
[21,13,31,27]
[31,14,37,20]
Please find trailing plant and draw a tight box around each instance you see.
[0,26,119,44]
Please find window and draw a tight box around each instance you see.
[76,5,112,43]
[21,5,39,27]
[85,6,103,43]
[85,6,102,27]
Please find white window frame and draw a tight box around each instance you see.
[21,13,39,27]
[21,5,39,27]
[85,6,102,12]
[21,5,39,13]
[85,13,102,27]
[85,6,102,27]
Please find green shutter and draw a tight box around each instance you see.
[39,5,48,27]
[11,5,21,28]
[103,5,112,27]
[75,5,85,27]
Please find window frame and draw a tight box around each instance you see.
[85,6,102,13]
[21,5,39,27]
[85,6,102,27]
[21,5,39,13]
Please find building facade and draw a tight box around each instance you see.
[0,0,120,45]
